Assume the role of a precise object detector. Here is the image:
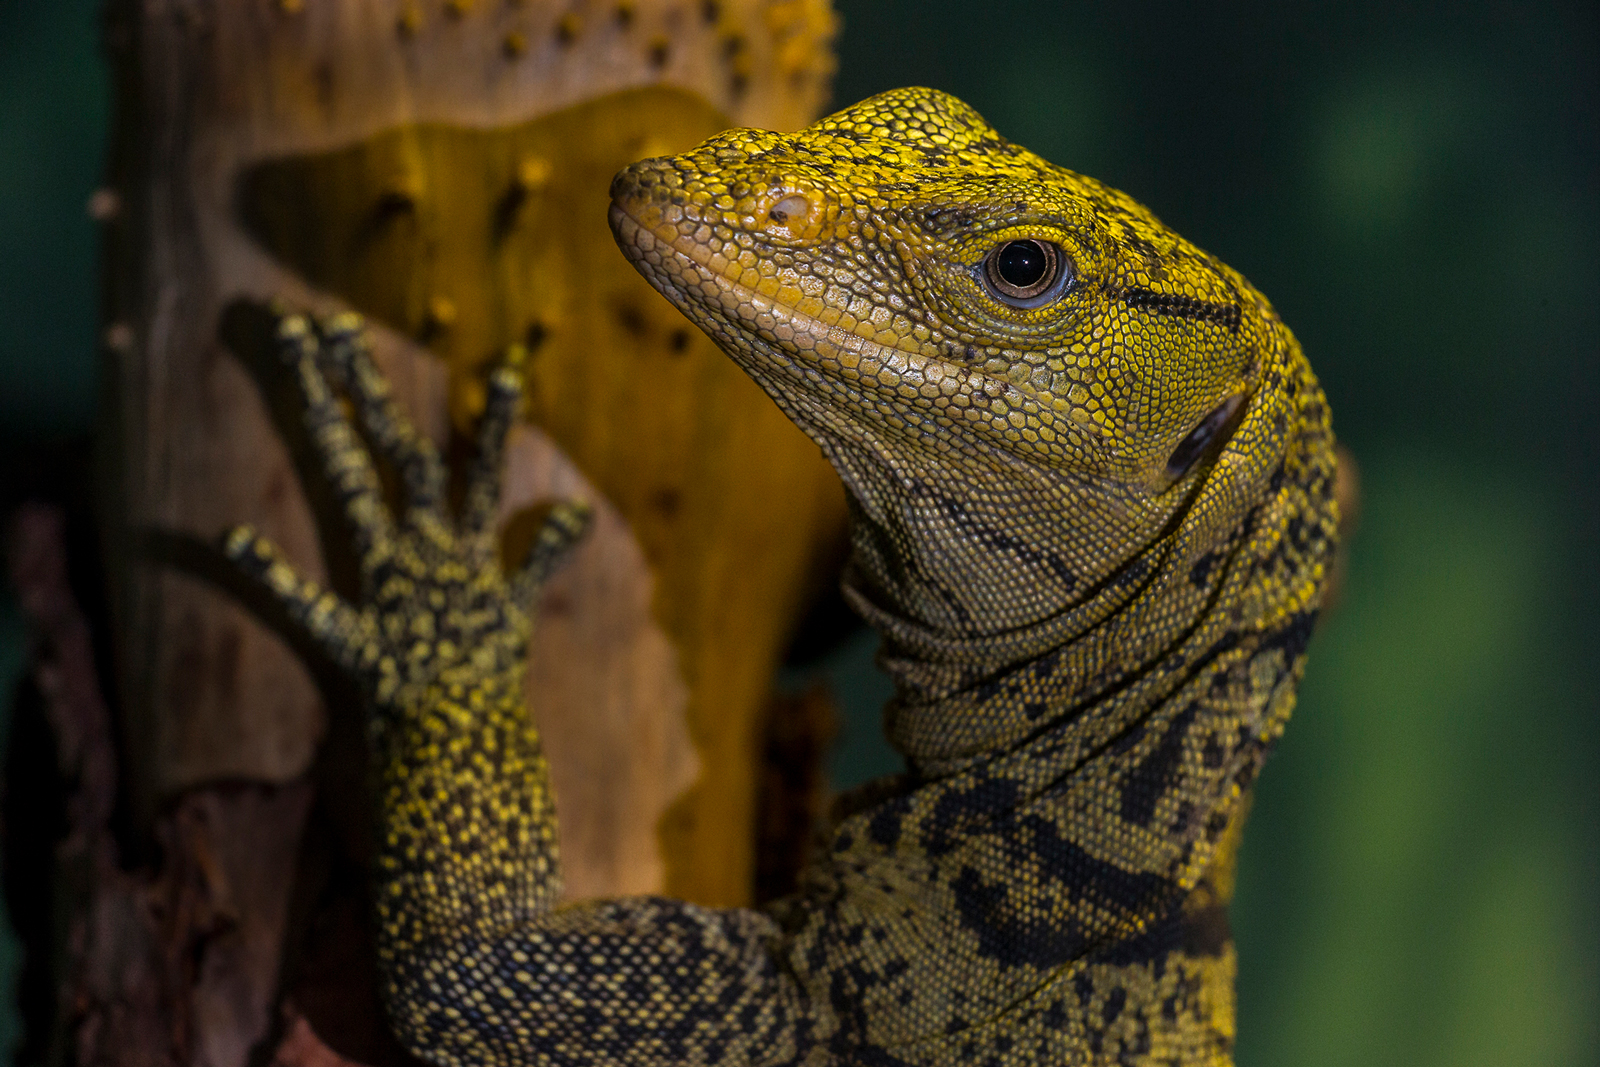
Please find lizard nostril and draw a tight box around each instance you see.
[768,194,811,226]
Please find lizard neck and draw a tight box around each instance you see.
[842,335,1338,782]
[814,340,1337,991]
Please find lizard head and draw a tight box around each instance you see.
[611,87,1334,671]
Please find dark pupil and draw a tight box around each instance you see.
[997,241,1048,287]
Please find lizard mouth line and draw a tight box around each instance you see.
[609,202,1069,421]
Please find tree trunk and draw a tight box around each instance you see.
[66,1,845,1061]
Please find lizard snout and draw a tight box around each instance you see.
[611,149,835,249]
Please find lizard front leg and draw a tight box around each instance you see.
[224,311,585,1010]
[224,313,808,1066]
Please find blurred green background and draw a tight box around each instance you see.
[1,1,1595,1064]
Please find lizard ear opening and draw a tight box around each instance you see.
[1165,393,1246,478]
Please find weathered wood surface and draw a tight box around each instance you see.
[83,0,844,1061]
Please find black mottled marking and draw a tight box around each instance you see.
[927,574,976,631]
[851,504,976,631]
[932,492,1078,590]
[921,775,1021,857]
[867,794,912,848]
[1258,609,1318,662]
[1115,285,1241,333]
[1114,556,1150,589]
[973,672,1021,704]
[1124,1016,1153,1057]
[1029,647,1062,681]
[1231,750,1264,794]
[1110,722,1144,756]
[1189,550,1222,589]
[1200,630,1241,663]
[1096,893,1231,970]
[950,814,1174,968]
[1123,233,1159,259]
[1119,701,1201,827]
[1102,986,1126,1025]
[827,965,870,1043]
[836,1033,914,1065]
[1173,969,1209,1030]
[952,860,1083,968]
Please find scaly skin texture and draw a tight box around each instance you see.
[231,88,1337,1066]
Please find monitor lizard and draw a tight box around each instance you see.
[225,86,1338,1066]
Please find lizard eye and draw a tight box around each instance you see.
[983,240,1071,307]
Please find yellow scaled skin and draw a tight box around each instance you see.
[233,89,1338,1065]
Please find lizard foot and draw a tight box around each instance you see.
[222,309,591,709]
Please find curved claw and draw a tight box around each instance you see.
[511,500,594,608]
